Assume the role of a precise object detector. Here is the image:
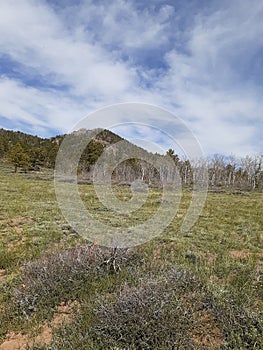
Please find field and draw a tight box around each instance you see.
[0,160,262,349]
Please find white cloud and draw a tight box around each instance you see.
[63,0,174,51]
[0,76,89,135]
[0,0,137,98]
[0,0,262,156]
[155,0,263,156]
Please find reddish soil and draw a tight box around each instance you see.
[0,270,6,283]
[193,311,224,349]
[0,302,76,350]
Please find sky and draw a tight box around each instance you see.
[0,0,262,157]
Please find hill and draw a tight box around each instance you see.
[0,128,61,169]
[0,127,182,187]
[0,127,125,173]
[0,128,262,191]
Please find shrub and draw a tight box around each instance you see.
[52,267,203,349]
[51,266,263,350]
[13,245,141,314]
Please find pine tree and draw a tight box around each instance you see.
[8,142,30,173]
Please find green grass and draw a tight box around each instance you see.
[0,160,262,349]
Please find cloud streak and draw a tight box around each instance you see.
[0,0,262,156]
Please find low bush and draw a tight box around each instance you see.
[51,267,204,349]
[13,245,141,314]
[51,265,263,350]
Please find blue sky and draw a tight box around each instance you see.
[0,0,262,156]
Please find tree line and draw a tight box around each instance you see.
[0,128,61,171]
[0,128,262,191]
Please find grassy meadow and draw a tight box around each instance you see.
[0,160,262,349]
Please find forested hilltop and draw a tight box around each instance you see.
[0,128,262,191]
[0,128,122,173]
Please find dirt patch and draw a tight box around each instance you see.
[192,311,224,349]
[0,270,6,283]
[152,241,177,261]
[0,329,52,350]
[33,302,76,345]
[0,302,76,349]
[52,301,76,326]
[13,227,23,234]
[0,332,29,350]
[229,250,263,263]
[229,250,251,259]
[0,217,33,226]
[11,217,33,226]
[7,238,27,252]
[206,253,218,266]
[153,246,161,259]
[33,325,52,347]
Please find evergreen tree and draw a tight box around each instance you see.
[166,149,180,164]
[8,142,30,173]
